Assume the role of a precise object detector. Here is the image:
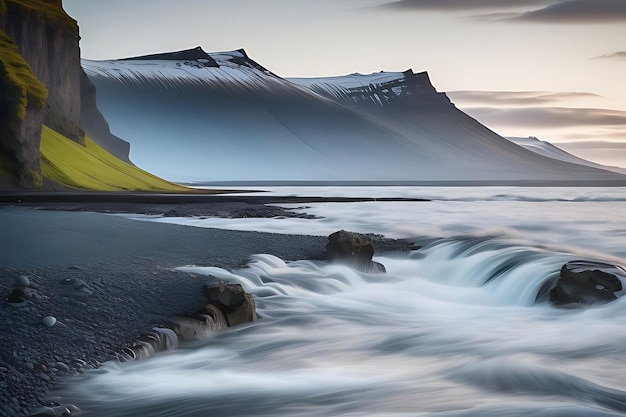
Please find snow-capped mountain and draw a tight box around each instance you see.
[82,47,624,183]
[507,136,626,175]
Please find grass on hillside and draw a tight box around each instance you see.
[0,29,48,120]
[40,125,191,192]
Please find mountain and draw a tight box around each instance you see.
[82,48,624,184]
[0,0,182,191]
[506,136,626,175]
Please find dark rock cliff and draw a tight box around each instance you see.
[0,0,132,187]
[80,70,131,163]
[3,0,84,144]
[0,26,47,187]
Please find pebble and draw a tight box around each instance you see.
[54,362,71,373]
[15,275,30,287]
[42,316,57,328]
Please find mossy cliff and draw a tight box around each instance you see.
[2,0,84,143]
[0,0,155,189]
[0,27,46,187]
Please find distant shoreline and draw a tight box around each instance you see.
[182,179,626,187]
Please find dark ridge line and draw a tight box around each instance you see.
[0,193,430,205]
[119,46,219,66]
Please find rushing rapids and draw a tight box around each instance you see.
[53,187,626,417]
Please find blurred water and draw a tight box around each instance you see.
[61,187,626,416]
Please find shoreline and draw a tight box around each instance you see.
[0,192,430,222]
[0,202,416,416]
[0,207,329,416]
[0,191,429,204]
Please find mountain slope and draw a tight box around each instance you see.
[40,125,188,191]
[83,48,624,183]
[290,71,625,181]
[1,0,137,190]
[506,136,626,174]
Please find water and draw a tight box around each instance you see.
[59,187,626,416]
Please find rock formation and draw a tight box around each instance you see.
[0,28,47,187]
[550,260,624,306]
[0,0,132,188]
[79,70,131,163]
[2,0,83,143]
[202,282,256,327]
[121,281,256,360]
[326,230,386,273]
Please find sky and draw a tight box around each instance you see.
[63,0,626,168]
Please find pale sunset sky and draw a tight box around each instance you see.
[64,0,626,168]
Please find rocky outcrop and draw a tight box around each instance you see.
[202,282,256,327]
[3,0,84,144]
[121,282,256,360]
[550,260,624,306]
[80,69,131,163]
[326,230,386,273]
[0,0,133,188]
[0,28,47,187]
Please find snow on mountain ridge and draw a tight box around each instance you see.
[289,70,451,108]
[81,47,625,182]
[82,47,280,94]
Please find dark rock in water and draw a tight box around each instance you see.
[203,282,256,327]
[119,327,180,361]
[550,260,625,306]
[118,282,255,358]
[168,308,228,340]
[326,230,386,273]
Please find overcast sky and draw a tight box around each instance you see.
[64,0,626,168]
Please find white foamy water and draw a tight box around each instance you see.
[60,187,626,416]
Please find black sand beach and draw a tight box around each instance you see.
[0,195,418,416]
[0,205,328,416]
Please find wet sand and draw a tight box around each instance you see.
[0,207,327,416]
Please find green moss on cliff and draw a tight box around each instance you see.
[0,29,48,119]
[40,125,190,192]
[5,0,76,30]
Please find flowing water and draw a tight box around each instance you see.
[59,187,626,416]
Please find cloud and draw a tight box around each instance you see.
[381,0,550,11]
[382,0,626,23]
[448,90,626,168]
[594,51,626,61]
[558,140,626,150]
[556,141,626,169]
[513,0,626,23]
[462,106,626,129]
[448,91,602,107]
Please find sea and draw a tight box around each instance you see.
[58,186,626,417]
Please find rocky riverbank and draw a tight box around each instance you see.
[0,205,417,416]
